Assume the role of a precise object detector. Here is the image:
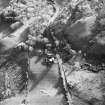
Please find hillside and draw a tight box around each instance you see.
[0,0,105,105]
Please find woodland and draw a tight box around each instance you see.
[0,0,105,105]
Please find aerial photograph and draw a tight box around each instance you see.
[0,0,105,105]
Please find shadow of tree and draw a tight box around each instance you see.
[29,65,52,91]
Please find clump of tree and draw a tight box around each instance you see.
[0,0,105,104]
